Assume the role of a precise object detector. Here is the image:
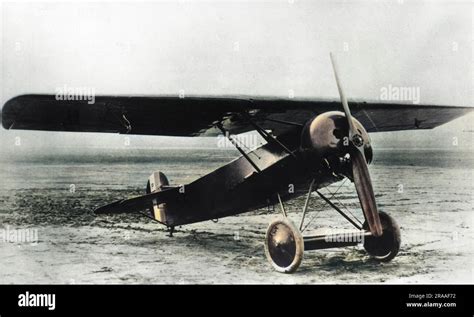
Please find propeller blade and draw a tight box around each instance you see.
[351,149,383,236]
[330,52,383,237]
[330,52,357,137]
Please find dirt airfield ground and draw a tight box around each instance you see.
[1,203,472,284]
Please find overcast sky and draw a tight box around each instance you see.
[0,0,472,153]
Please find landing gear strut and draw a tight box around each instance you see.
[264,181,401,273]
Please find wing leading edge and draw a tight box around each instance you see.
[2,94,472,136]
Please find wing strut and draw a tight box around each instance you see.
[240,112,297,158]
[216,123,261,173]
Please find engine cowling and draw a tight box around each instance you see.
[300,111,373,165]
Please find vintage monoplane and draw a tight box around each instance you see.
[2,55,471,272]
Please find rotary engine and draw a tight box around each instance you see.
[300,111,373,174]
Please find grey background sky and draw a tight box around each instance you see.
[0,0,472,153]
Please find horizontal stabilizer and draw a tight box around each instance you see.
[94,186,179,215]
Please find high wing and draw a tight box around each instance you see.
[2,94,472,136]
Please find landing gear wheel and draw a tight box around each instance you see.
[363,211,401,262]
[264,217,304,273]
